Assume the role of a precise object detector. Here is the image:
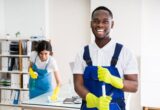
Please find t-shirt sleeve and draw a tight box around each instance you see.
[48,57,59,73]
[73,50,85,74]
[122,47,139,75]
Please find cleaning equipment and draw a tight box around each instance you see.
[48,85,60,102]
[29,67,38,90]
[98,66,124,89]
[102,83,112,110]
[102,84,106,97]
[102,81,121,110]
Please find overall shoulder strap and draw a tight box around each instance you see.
[34,55,38,63]
[83,45,92,66]
[110,43,123,67]
[45,57,51,70]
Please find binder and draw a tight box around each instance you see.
[22,58,29,72]
[11,74,20,88]
[21,91,29,102]
[6,90,11,104]
[8,57,19,71]
[10,90,15,104]
[23,74,29,89]
[13,90,20,104]
[9,41,19,55]
[1,41,9,55]
[2,57,8,71]
[21,41,27,55]
[1,90,5,103]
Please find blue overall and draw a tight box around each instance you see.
[81,43,125,110]
[29,56,53,99]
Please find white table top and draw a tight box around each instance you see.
[22,92,81,109]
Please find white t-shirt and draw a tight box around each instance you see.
[73,39,139,78]
[30,51,58,73]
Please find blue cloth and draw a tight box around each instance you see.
[81,43,125,110]
[29,57,53,99]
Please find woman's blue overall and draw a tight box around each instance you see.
[81,43,125,110]
[29,57,53,99]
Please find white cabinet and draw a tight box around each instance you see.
[0,38,31,106]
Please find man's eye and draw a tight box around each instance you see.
[103,21,109,24]
[93,20,99,24]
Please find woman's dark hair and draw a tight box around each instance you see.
[36,40,53,55]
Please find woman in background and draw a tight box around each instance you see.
[29,40,61,100]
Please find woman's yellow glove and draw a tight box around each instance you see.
[50,86,60,101]
[98,66,124,89]
[86,92,111,110]
[29,68,38,79]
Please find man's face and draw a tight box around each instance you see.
[39,50,50,61]
[91,10,114,39]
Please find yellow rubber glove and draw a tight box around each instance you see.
[50,86,60,101]
[98,66,124,89]
[29,68,38,79]
[86,93,112,110]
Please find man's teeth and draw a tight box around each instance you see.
[97,29,104,32]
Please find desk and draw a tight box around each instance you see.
[143,107,160,110]
[21,92,81,110]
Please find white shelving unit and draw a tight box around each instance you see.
[0,38,31,106]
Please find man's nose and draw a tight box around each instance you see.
[97,21,104,27]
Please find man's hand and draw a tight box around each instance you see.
[86,92,111,110]
[98,66,124,89]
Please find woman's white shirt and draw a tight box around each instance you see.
[30,51,58,73]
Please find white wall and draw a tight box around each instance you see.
[48,0,90,95]
[141,0,160,108]
[4,0,46,37]
[0,0,5,34]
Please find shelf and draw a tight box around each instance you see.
[0,86,28,91]
[0,38,51,41]
[0,54,30,57]
[0,70,28,74]
[0,38,40,107]
[0,38,30,41]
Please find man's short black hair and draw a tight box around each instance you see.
[91,6,113,19]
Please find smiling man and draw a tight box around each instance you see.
[73,6,139,110]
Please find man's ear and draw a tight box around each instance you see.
[111,20,114,28]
